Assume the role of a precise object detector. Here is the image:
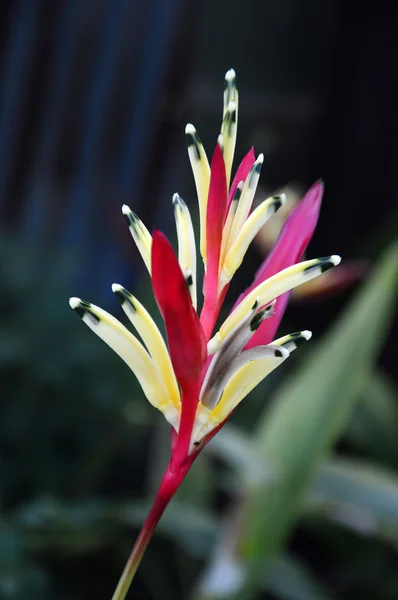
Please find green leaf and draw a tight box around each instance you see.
[241,243,398,580]
[347,370,398,466]
[307,458,398,542]
[206,423,271,484]
[266,555,336,600]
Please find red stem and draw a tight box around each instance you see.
[200,285,229,341]
[111,463,188,600]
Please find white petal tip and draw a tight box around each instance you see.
[173,193,187,211]
[122,204,131,215]
[218,133,224,147]
[279,193,287,204]
[185,123,196,134]
[331,255,342,266]
[111,283,123,293]
[302,330,312,340]
[69,297,81,309]
[225,68,236,81]
[257,153,264,163]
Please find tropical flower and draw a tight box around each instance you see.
[69,69,340,599]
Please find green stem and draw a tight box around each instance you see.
[111,465,187,600]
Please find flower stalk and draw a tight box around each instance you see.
[111,462,190,600]
[69,69,341,598]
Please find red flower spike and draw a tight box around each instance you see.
[226,147,256,215]
[151,231,207,389]
[71,72,342,598]
[236,179,324,348]
[202,143,228,309]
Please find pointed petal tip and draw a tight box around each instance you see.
[185,123,196,135]
[121,204,131,215]
[257,153,264,163]
[69,297,81,309]
[152,229,163,240]
[302,330,312,340]
[271,194,286,211]
[225,68,236,81]
[331,255,342,266]
[112,284,133,307]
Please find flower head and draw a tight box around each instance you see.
[70,70,341,597]
[70,69,340,472]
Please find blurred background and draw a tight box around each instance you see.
[0,0,397,598]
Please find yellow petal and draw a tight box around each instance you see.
[122,205,152,274]
[272,330,312,353]
[192,345,289,446]
[221,100,238,187]
[219,181,243,269]
[210,256,341,351]
[173,193,197,309]
[185,123,210,261]
[111,285,180,413]
[69,297,179,429]
[220,195,285,289]
[227,154,264,251]
[223,68,238,116]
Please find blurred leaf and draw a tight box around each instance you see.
[347,370,398,466]
[266,554,335,600]
[240,243,398,586]
[117,500,217,557]
[175,452,214,511]
[206,424,271,484]
[14,496,217,558]
[307,458,398,542]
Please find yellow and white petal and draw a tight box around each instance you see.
[221,100,237,187]
[69,297,179,429]
[202,299,275,408]
[223,68,238,117]
[227,154,264,250]
[210,256,341,351]
[220,195,286,289]
[185,123,210,261]
[122,205,152,274]
[201,302,258,409]
[219,181,244,268]
[111,284,180,412]
[272,330,312,353]
[173,193,197,309]
[192,345,289,447]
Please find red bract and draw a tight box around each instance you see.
[203,144,228,311]
[237,179,324,348]
[226,146,256,214]
[152,230,206,390]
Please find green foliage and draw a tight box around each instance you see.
[240,243,397,577]
[195,243,397,600]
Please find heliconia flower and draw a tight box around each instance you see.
[69,69,341,600]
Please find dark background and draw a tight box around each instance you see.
[0,1,397,598]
